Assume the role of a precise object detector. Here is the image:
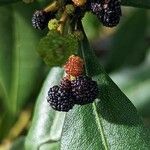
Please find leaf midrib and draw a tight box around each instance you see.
[80,32,109,150]
[93,103,109,150]
[9,7,20,115]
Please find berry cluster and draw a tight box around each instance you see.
[32,0,122,30]
[47,55,99,112]
[90,0,122,27]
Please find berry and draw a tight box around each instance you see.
[90,2,102,16]
[60,77,72,90]
[90,0,121,27]
[32,10,49,30]
[48,19,59,30]
[101,0,122,27]
[72,0,87,7]
[47,85,74,112]
[71,75,99,105]
[64,55,84,77]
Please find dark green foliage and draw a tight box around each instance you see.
[106,9,149,72]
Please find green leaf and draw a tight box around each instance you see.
[0,0,48,5]
[106,9,149,72]
[0,1,47,140]
[111,51,150,117]
[25,67,66,150]
[0,111,16,140]
[0,2,45,114]
[10,136,25,150]
[122,0,150,9]
[11,136,60,150]
[0,0,21,6]
[60,24,150,149]
[40,142,60,150]
[82,13,101,40]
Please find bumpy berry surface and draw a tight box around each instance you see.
[71,75,99,105]
[64,55,84,77]
[60,77,72,90]
[101,0,122,27]
[47,85,74,112]
[32,10,49,30]
[90,2,102,15]
[90,0,121,27]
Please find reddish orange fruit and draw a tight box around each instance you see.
[64,55,84,77]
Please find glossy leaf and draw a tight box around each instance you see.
[40,142,60,150]
[60,25,150,149]
[0,1,48,140]
[111,51,150,116]
[106,9,149,72]
[82,13,101,40]
[11,137,60,150]
[0,2,42,114]
[25,67,66,150]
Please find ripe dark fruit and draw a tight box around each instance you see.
[71,75,99,105]
[101,0,122,27]
[90,2,102,16]
[60,77,72,90]
[90,0,121,27]
[32,10,49,30]
[47,85,74,112]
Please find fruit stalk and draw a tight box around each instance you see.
[44,1,60,13]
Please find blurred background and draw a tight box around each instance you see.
[0,0,149,149]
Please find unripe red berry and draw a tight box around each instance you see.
[64,55,84,77]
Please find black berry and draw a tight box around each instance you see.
[90,2,102,16]
[32,10,49,30]
[60,77,71,90]
[101,0,122,27]
[71,75,99,105]
[90,0,121,27]
[47,85,74,112]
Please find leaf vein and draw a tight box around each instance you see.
[93,102,109,150]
